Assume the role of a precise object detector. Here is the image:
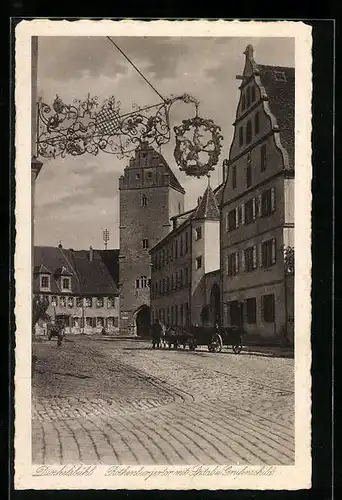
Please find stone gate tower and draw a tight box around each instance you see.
[119,142,185,335]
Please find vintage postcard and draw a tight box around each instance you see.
[14,19,312,490]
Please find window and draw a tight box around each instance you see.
[142,238,149,249]
[180,304,184,325]
[59,296,66,308]
[107,297,115,309]
[261,187,276,216]
[195,226,202,240]
[239,127,243,146]
[227,252,239,276]
[244,199,254,224]
[236,205,244,227]
[180,269,184,287]
[246,298,257,323]
[175,239,178,258]
[62,277,71,291]
[244,245,258,272]
[135,279,140,289]
[97,317,104,327]
[185,232,189,253]
[148,278,151,288]
[136,173,140,179]
[260,144,267,171]
[196,256,202,269]
[147,171,152,179]
[175,305,178,325]
[76,297,82,308]
[251,85,256,102]
[262,294,275,322]
[67,297,74,308]
[141,276,148,288]
[232,165,237,189]
[261,239,277,267]
[73,317,80,328]
[241,94,246,110]
[51,296,57,307]
[246,163,252,188]
[227,209,237,231]
[185,267,189,285]
[171,275,174,290]
[246,121,252,144]
[40,275,50,290]
[228,300,242,326]
[96,297,104,308]
[141,194,147,207]
[85,297,92,307]
[254,112,260,134]
[185,302,189,324]
[274,71,287,82]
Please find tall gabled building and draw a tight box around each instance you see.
[118,142,185,335]
[149,182,222,328]
[221,45,295,343]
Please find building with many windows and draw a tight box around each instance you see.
[33,245,120,334]
[118,142,185,335]
[220,45,294,343]
[150,182,222,328]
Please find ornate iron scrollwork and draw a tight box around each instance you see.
[36,92,223,178]
[173,117,224,178]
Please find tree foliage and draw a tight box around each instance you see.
[32,295,50,328]
[284,246,295,275]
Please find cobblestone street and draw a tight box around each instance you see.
[32,337,294,465]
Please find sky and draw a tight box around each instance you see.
[34,36,294,250]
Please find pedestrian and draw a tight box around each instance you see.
[151,319,162,349]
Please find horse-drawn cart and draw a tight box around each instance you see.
[189,326,244,354]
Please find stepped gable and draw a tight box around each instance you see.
[257,64,295,169]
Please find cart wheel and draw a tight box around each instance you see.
[233,345,242,354]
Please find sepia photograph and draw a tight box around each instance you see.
[14,20,312,490]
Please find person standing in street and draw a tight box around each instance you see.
[151,318,162,349]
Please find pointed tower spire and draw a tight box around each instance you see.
[193,183,220,221]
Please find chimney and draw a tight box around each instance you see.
[89,245,93,262]
[58,241,63,248]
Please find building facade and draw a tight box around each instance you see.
[220,45,295,343]
[119,142,185,335]
[150,183,221,328]
[33,245,120,334]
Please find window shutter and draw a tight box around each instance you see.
[241,204,245,225]
[260,296,264,321]
[235,252,240,274]
[252,245,257,268]
[235,208,239,228]
[271,239,277,264]
[271,187,276,212]
[259,243,263,267]
[252,197,256,220]
[256,195,261,217]
[241,250,245,272]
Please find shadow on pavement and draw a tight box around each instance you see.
[121,346,294,359]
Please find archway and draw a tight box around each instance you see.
[209,284,221,326]
[134,305,151,337]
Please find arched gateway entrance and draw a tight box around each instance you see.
[134,305,151,337]
[209,284,221,326]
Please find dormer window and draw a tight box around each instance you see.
[274,71,287,82]
[142,194,147,207]
[40,275,50,291]
[61,277,71,291]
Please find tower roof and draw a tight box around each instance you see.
[192,182,220,221]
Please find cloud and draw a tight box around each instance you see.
[35,36,295,250]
